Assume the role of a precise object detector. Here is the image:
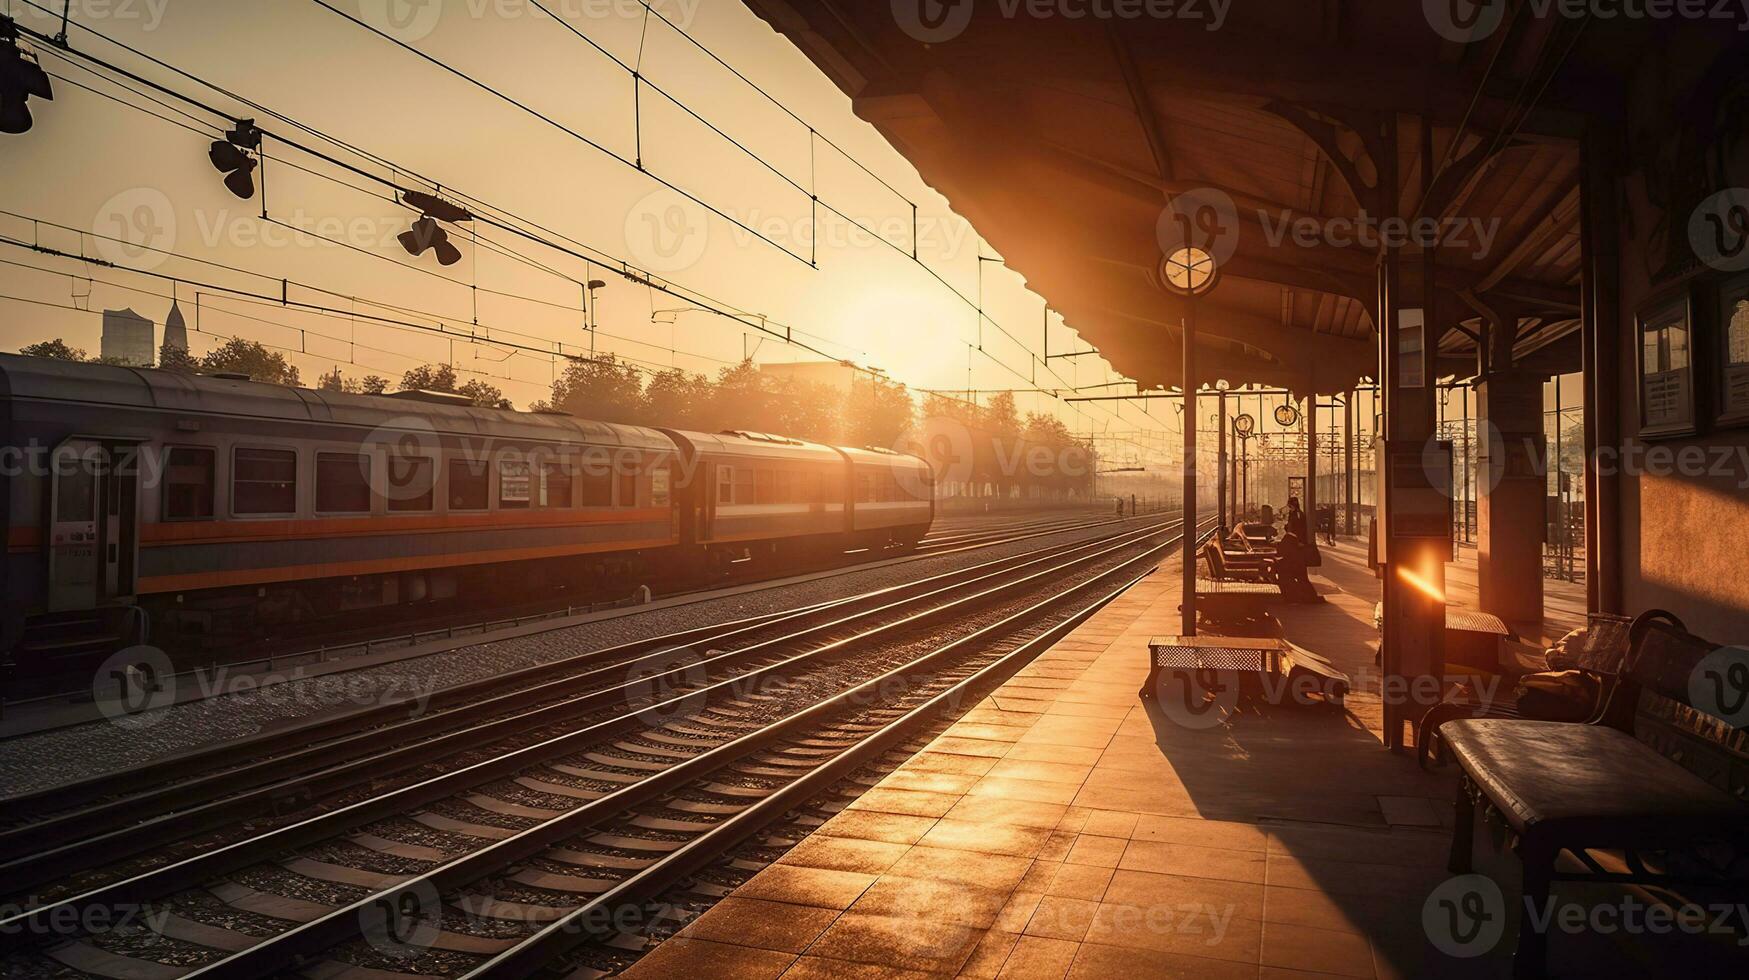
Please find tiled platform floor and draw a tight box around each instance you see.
[622,544,1613,979]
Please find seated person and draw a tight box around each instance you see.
[1271,529,1324,603]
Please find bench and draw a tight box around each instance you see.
[1415,613,1633,770]
[1441,610,1749,977]
[1203,541,1276,583]
[1141,635,1348,705]
[1192,544,1284,622]
[1372,602,1514,674]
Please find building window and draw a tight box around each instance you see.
[163,447,215,520]
[542,462,572,509]
[316,453,372,513]
[448,457,489,510]
[233,448,296,515]
[386,456,435,512]
[499,459,533,510]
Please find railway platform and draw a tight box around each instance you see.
[620,543,1636,980]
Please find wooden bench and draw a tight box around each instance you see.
[1441,610,1749,977]
[1141,635,1348,705]
[1372,602,1514,674]
[1416,613,1633,770]
[1192,544,1283,622]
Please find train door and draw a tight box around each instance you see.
[47,439,139,612]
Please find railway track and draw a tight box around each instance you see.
[0,512,1131,718]
[0,514,1187,902]
[0,518,1211,979]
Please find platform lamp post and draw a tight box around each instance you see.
[584,279,607,355]
[1233,412,1255,524]
[1161,245,1219,635]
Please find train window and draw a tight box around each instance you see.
[499,459,533,510]
[717,466,734,505]
[617,470,637,508]
[386,456,434,512]
[756,468,776,504]
[542,462,572,509]
[448,457,490,510]
[857,472,875,503]
[233,448,297,515]
[579,468,613,507]
[651,465,671,507]
[163,447,215,520]
[734,467,755,505]
[316,453,372,514]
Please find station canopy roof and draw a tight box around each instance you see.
[743,1,1651,395]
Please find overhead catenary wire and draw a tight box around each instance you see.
[6,1,1138,434]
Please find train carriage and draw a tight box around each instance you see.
[1,355,936,692]
[840,446,934,549]
[0,355,679,662]
[657,429,850,566]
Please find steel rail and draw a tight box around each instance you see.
[469,522,1210,977]
[0,517,1181,892]
[0,518,1184,946]
[182,520,1208,978]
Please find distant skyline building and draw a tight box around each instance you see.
[100,308,154,367]
[162,300,188,357]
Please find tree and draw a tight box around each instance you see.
[401,363,459,393]
[712,360,774,433]
[201,338,299,386]
[318,367,393,395]
[457,379,511,410]
[548,356,647,425]
[359,375,390,395]
[644,368,713,430]
[769,376,842,444]
[844,374,914,448]
[157,343,199,373]
[19,339,87,361]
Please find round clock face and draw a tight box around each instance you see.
[1160,246,1217,296]
[1274,403,1301,427]
[1233,413,1256,437]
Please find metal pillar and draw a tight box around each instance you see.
[1303,394,1317,541]
[1217,389,1229,531]
[1181,310,1198,635]
[1343,391,1356,536]
[1580,126,1622,614]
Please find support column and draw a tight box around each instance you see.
[1182,312,1198,636]
[1344,391,1356,535]
[1581,126,1622,614]
[1475,364,1548,625]
[1378,112,1448,752]
[1218,389,1229,531]
[1304,394,1317,539]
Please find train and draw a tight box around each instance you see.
[0,354,934,687]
